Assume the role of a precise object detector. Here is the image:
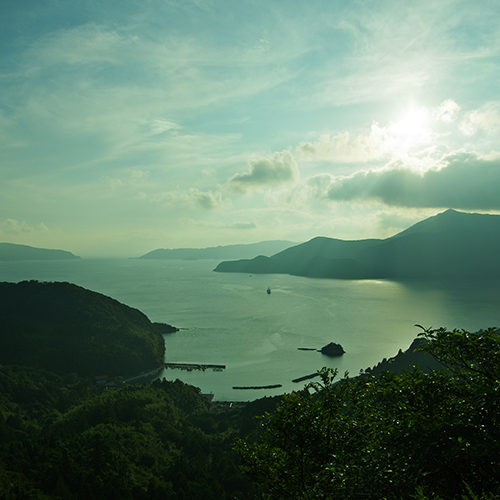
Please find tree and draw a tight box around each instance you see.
[236,327,500,499]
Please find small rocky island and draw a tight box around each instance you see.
[319,342,345,357]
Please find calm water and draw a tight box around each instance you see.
[1,258,499,400]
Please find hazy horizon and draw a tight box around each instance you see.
[2,1,500,257]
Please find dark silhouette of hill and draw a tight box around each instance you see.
[214,209,500,280]
[0,242,80,260]
[0,281,175,377]
[138,240,296,260]
[365,337,445,376]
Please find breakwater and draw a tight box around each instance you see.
[233,384,283,390]
[292,373,320,383]
[163,362,225,372]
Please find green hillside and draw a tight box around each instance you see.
[0,368,264,500]
[0,281,174,377]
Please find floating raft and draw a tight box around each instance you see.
[163,362,226,371]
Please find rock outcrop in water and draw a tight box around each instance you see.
[319,342,345,357]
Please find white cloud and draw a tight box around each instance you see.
[3,1,500,255]
[435,99,460,123]
[23,24,140,69]
[178,217,256,230]
[128,169,150,181]
[160,188,231,210]
[105,177,125,190]
[0,219,48,235]
[0,18,305,178]
[294,99,497,172]
[296,123,392,163]
[228,150,299,193]
[147,120,182,136]
[227,221,257,230]
[459,103,500,136]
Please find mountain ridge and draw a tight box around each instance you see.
[138,240,297,260]
[214,210,500,280]
[0,242,80,261]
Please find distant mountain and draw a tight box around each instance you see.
[138,240,297,260]
[0,281,175,377]
[214,210,500,280]
[0,242,80,261]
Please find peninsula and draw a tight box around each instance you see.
[0,242,80,261]
[214,209,500,280]
[0,280,173,377]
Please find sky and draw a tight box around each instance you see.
[1,0,500,257]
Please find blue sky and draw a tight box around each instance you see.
[1,0,500,256]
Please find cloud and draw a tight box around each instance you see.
[435,99,460,123]
[0,219,48,235]
[296,123,392,163]
[314,152,500,210]
[1,17,304,175]
[17,19,303,114]
[24,24,140,68]
[102,169,149,192]
[161,188,231,210]
[105,177,125,190]
[178,217,256,230]
[190,189,228,210]
[228,150,299,192]
[295,100,461,165]
[227,222,257,230]
[128,169,150,181]
[459,103,500,136]
[147,120,182,136]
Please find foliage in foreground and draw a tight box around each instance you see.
[2,326,499,499]
[236,327,500,500]
[0,376,268,500]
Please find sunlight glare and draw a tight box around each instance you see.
[389,108,429,140]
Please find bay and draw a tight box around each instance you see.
[1,258,499,401]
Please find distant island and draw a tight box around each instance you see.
[138,240,297,260]
[214,209,500,280]
[0,242,80,261]
[0,281,176,377]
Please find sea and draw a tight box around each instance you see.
[1,258,500,401]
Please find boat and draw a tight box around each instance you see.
[267,287,271,294]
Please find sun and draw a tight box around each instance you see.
[389,107,429,140]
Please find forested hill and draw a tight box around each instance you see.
[0,242,80,260]
[0,281,266,499]
[0,281,175,377]
[214,209,500,280]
